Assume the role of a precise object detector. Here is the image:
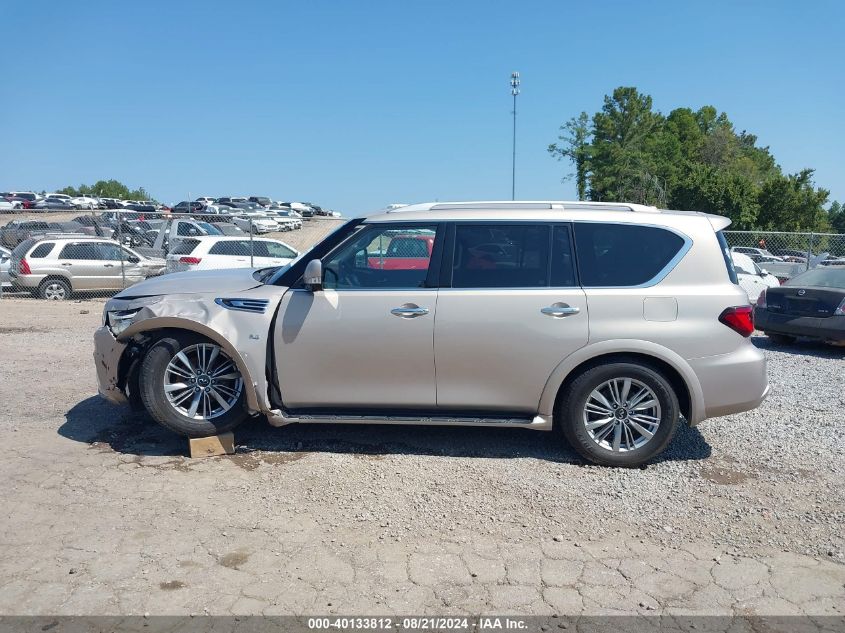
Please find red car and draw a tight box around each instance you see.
[367,234,434,270]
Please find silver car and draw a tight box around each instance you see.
[10,235,166,300]
[94,201,769,467]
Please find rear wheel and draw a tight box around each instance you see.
[766,332,796,345]
[558,362,680,467]
[38,278,71,300]
[139,333,248,437]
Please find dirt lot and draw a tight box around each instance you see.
[0,296,843,617]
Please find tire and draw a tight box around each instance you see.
[139,333,248,437]
[558,362,680,467]
[766,332,796,345]
[38,278,71,300]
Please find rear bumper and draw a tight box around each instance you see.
[687,343,769,421]
[755,308,845,341]
[93,326,128,405]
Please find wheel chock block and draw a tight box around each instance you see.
[189,432,235,458]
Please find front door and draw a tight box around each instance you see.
[434,223,589,413]
[275,222,442,410]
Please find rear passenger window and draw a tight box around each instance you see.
[574,223,686,287]
[170,239,200,255]
[59,243,99,260]
[452,225,549,288]
[209,241,250,256]
[30,243,55,258]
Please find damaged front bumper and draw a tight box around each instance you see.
[93,325,128,405]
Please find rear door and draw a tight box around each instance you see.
[56,242,104,289]
[253,240,298,267]
[434,223,589,412]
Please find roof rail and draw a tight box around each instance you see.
[414,201,660,213]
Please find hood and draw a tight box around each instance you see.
[115,267,262,298]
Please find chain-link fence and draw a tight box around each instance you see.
[0,207,345,301]
[3,210,844,301]
[723,230,845,282]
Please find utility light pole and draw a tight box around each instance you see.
[510,71,520,201]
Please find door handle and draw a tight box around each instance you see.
[391,304,429,318]
[61,262,72,266]
[541,304,580,318]
[103,264,115,267]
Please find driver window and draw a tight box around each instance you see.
[322,224,437,290]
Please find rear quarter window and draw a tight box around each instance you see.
[170,239,200,255]
[574,223,686,287]
[30,243,56,258]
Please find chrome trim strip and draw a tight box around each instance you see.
[265,410,554,430]
[214,298,269,313]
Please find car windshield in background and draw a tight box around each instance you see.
[195,221,223,235]
[785,267,845,289]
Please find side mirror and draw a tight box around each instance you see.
[188,228,198,235]
[127,255,140,264]
[759,269,769,277]
[303,259,323,291]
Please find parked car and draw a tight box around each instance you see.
[231,212,280,234]
[2,194,34,210]
[70,195,100,210]
[0,246,12,289]
[731,246,783,261]
[8,192,38,205]
[210,222,247,236]
[165,236,299,274]
[0,198,22,212]
[270,209,303,231]
[93,200,769,467]
[34,198,75,210]
[819,257,845,267]
[755,267,845,345]
[248,196,272,208]
[9,236,166,300]
[171,201,206,214]
[195,197,217,205]
[770,249,811,262]
[731,252,780,302]
[0,220,85,248]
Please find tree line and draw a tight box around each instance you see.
[55,179,154,202]
[549,86,843,233]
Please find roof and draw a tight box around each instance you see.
[361,200,729,228]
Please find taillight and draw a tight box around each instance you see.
[834,298,845,317]
[179,256,201,265]
[719,306,754,337]
[756,289,767,309]
[19,258,31,275]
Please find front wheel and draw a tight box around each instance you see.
[139,334,249,437]
[558,362,680,467]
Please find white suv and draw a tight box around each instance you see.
[165,236,299,273]
[94,201,769,467]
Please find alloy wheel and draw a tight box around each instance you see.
[582,377,661,453]
[43,282,67,300]
[163,343,243,420]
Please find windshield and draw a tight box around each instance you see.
[785,268,845,289]
[195,221,222,235]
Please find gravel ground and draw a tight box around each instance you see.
[0,296,843,616]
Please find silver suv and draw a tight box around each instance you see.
[10,235,166,300]
[93,201,768,466]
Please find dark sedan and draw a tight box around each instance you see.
[34,198,75,210]
[755,267,845,344]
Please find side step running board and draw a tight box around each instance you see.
[265,410,553,431]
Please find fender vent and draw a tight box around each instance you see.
[214,298,269,313]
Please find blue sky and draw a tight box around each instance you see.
[1,0,843,213]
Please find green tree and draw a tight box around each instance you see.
[757,170,830,232]
[548,111,591,200]
[56,179,155,202]
[550,87,831,231]
[828,201,845,233]
[588,87,666,204]
[671,164,759,229]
